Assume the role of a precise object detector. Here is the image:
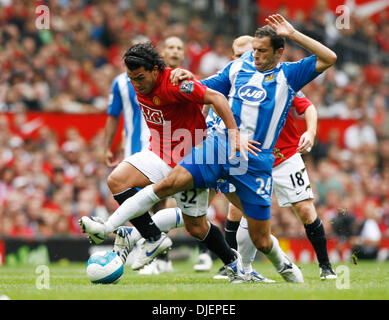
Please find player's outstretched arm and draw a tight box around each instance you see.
[203,88,261,160]
[265,14,337,73]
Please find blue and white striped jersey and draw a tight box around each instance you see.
[201,51,319,151]
[107,73,150,158]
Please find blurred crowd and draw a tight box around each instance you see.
[0,0,389,255]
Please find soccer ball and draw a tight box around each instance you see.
[86,250,124,284]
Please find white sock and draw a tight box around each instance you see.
[120,207,184,245]
[152,207,184,232]
[105,185,160,233]
[236,225,257,273]
[264,234,289,271]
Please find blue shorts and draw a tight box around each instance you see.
[179,130,274,220]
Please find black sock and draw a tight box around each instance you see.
[113,188,161,242]
[201,223,236,265]
[304,217,330,267]
[113,188,138,205]
[130,214,162,242]
[198,240,209,254]
[224,220,240,250]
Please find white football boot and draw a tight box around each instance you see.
[278,254,304,283]
[79,216,109,244]
[113,226,137,265]
[246,270,276,283]
[213,267,229,280]
[225,249,246,284]
[131,233,172,270]
[193,253,213,272]
[138,259,160,275]
[155,258,174,273]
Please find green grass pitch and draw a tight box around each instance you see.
[1,260,388,300]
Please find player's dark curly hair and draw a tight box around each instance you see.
[123,42,166,72]
[254,25,285,52]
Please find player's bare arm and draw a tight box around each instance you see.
[298,104,317,153]
[104,115,120,167]
[203,88,261,159]
[265,14,337,73]
[201,104,211,118]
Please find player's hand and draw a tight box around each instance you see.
[105,150,119,167]
[228,129,261,161]
[265,14,296,38]
[170,68,195,86]
[297,131,315,153]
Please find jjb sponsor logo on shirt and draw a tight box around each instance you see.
[238,85,266,104]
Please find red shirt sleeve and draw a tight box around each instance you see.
[292,91,312,115]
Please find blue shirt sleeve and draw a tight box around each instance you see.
[282,55,321,92]
[200,61,233,98]
[107,79,123,117]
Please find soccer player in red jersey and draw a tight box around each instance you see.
[80,42,259,276]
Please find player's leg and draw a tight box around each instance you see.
[292,199,336,279]
[79,150,174,251]
[104,163,193,269]
[213,194,272,282]
[225,203,242,250]
[80,163,195,269]
[105,160,163,244]
[234,216,275,283]
[193,203,215,272]
[273,153,336,279]
[225,187,303,283]
[125,164,245,282]
[113,207,184,264]
[147,198,176,274]
[244,206,304,283]
[180,213,245,284]
[108,165,194,270]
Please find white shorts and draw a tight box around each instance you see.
[272,153,314,207]
[124,149,209,217]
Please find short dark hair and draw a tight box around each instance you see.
[254,25,285,51]
[123,42,166,72]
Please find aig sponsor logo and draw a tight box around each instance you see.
[139,103,165,125]
[238,85,266,103]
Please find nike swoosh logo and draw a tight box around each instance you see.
[183,205,192,209]
[296,190,303,195]
[93,233,104,240]
[145,239,165,257]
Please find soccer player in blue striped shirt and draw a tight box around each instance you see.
[83,14,337,283]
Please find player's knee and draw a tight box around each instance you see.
[185,224,206,239]
[184,218,209,240]
[107,171,125,194]
[251,234,272,253]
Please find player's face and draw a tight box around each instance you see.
[252,36,283,71]
[161,37,185,69]
[232,43,253,60]
[127,66,159,95]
